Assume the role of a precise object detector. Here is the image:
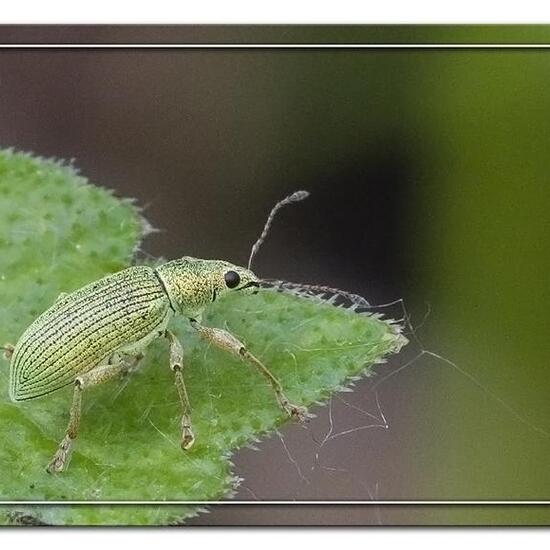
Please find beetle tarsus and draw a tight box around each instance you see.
[181,419,195,450]
[46,435,73,474]
[281,401,310,423]
[2,343,14,360]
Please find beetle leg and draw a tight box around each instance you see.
[165,330,194,450]
[189,320,309,422]
[1,343,14,360]
[46,359,129,474]
[118,352,144,377]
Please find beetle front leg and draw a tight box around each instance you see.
[47,359,129,474]
[165,330,194,450]
[190,320,308,422]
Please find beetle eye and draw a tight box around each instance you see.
[224,270,240,289]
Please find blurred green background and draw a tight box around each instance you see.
[0,26,549,524]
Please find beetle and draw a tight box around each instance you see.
[3,191,312,473]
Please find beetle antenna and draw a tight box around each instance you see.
[260,278,371,309]
[247,190,309,270]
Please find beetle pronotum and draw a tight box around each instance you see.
[3,190,366,473]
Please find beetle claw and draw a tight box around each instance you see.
[181,430,195,450]
[285,403,309,423]
[46,435,72,473]
[46,452,66,474]
[180,418,195,450]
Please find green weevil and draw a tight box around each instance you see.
[2,191,314,473]
[3,190,370,474]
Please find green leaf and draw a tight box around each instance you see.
[0,149,407,525]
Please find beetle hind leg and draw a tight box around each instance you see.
[47,359,129,474]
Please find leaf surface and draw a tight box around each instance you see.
[0,149,406,525]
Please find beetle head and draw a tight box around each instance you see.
[208,260,260,300]
[156,258,259,318]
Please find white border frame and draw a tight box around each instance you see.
[1,44,550,48]
[1,38,548,507]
